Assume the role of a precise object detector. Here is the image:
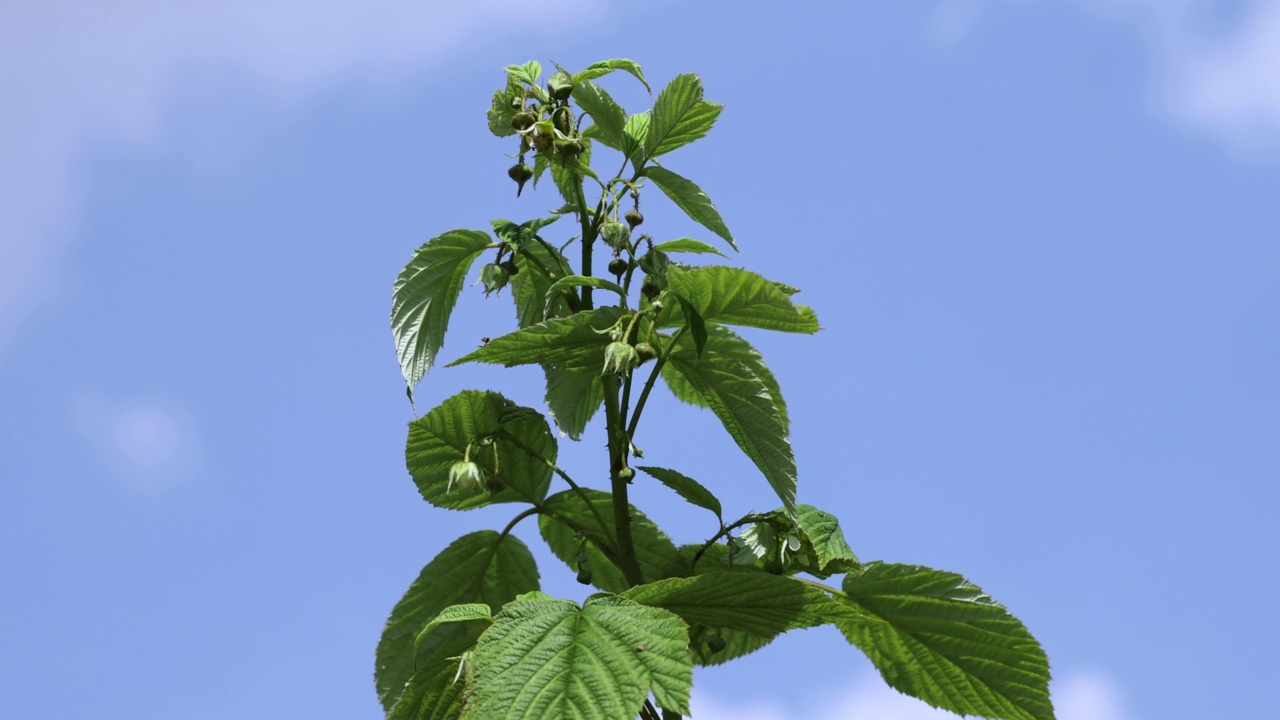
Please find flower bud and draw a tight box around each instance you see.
[624,209,644,229]
[602,341,639,376]
[600,220,631,250]
[576,568,594,585]
[480,263,510,296]
[607,258,628,277]
[484,476,506,494]
[447,460,485,493]
[635,342,658,362]
[507,163,534,197]
[510,111,536,132]
[638,250,669,277]
[547,71,574,101]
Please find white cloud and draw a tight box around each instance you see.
[690,668,1131,720]
[70,392,202,496]
[0,0,604,351]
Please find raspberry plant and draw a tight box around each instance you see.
[377,59,1054,720]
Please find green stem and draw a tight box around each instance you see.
[690,513,769,570]
[496,430,612,547]
[573,181,598,309]
[497,507,540,542]
[625,326,688,439]
[603,374,644,587]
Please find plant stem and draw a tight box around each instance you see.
[603,374,644,587]
[496,430,613,547]
[626,326,688,439]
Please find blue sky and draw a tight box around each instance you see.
[2,1,1277,718]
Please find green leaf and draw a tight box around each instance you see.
[572,81,627,148]
[652,100,723,158]
[388,659,466,720]
[510,239,574,328]
[573,58,651,92]
[542,364,604,440]
[405,390,556,510]
[663,336,795,513]
[545,275,625,316]
[661,325,790,430]
[621,111,650,164]
[636,466,721,522]
[652,238,728,258]
[449,307,625,371]
[645,74,703,160]
[505,60,542,86]
[836,563,1054,720]
[466,593,691,719]
[644,166,736,250]
[375,530,539,711]
[666,265,819,334]
[674,295,708,358]
[623,572,847,639]
[391,230,493,390]
[539,489,685,593]
[412,603,493,658]
[794,505,859,576]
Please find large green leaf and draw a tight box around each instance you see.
[391,230,493,390]
[623,572,846,639]
[510,238,574,328]
[449,307,624,371]
[666,265,819,334]
[573,58,651,92]
[644,166,735,250]
[651,99,722,158]
[539,489,685,593]
[375,531,539,711]
[663,336,796,512]
[661,325,790,430]
[635,465,722,522]
[572,81,627,148]
[405,391,556,510]
[466,593,691,719]
[622,112,651,164]
[732,505,859,579]
[543,364,603,440]
[644,73,704,160]
[836,563,1054,720]
[388,659,466,720]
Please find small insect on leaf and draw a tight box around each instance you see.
[633,645,645,653]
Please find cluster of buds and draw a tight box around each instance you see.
[504,70,585,197]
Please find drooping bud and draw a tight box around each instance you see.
[500,260,519,276]
[600,220,631,250]
[602,341,639,376]
[447,460,485,494]
[607,258,628,277]
[641,278,661,301]
[618,467,635,483]
[706,633,727,654]
[624,209,644,229]
[638,250,669,277]
[510,111,536,132]
[484,476,506,494]
[507,163,534,196]
[576,568,594,585]
[480,263,511,296]
[635,342,658,362]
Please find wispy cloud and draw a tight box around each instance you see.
[69,392,203,496]
[691,667,1131,720]
[0,0,604,351]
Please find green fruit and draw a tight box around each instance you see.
[635,342,658,362]
[638,250,669,277]
[480,263,510,295]
[641,279,660,301]
[706,633,727,654]
[625,209,644,229]
[507,163,534,197]
[548,71,574,101]
[500,260,519,276]
[607,258,628,276]
[510,111,535,132]
[618,467,635,482]
[576,568,594,585]
[600,220,630,250]
[552,106,573,135]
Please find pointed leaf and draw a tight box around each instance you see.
[645,74,704,160]
[391,230,493,389]
[573,58,651,92]
[621,111,650,164]
[572,81,627,148]
[412,603,492,657]
[836,563,1054,720]
[666,265,819,333]
[375,531,539,711]
[652,100,723,158]
[663,337,795,513]
[405,390,556,510]
[652,238,728,258]
[466,593,691,719]
[644,166,735,250]
[545,275,625,317]
[505,60,542,86]
[636,465,721,521]
[661,325,790,430]
[543,364,603,440]
[539,489,685,593]
[449,307,625,371]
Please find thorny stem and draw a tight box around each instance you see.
[603,374,644,587]
[625,326,688,440]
